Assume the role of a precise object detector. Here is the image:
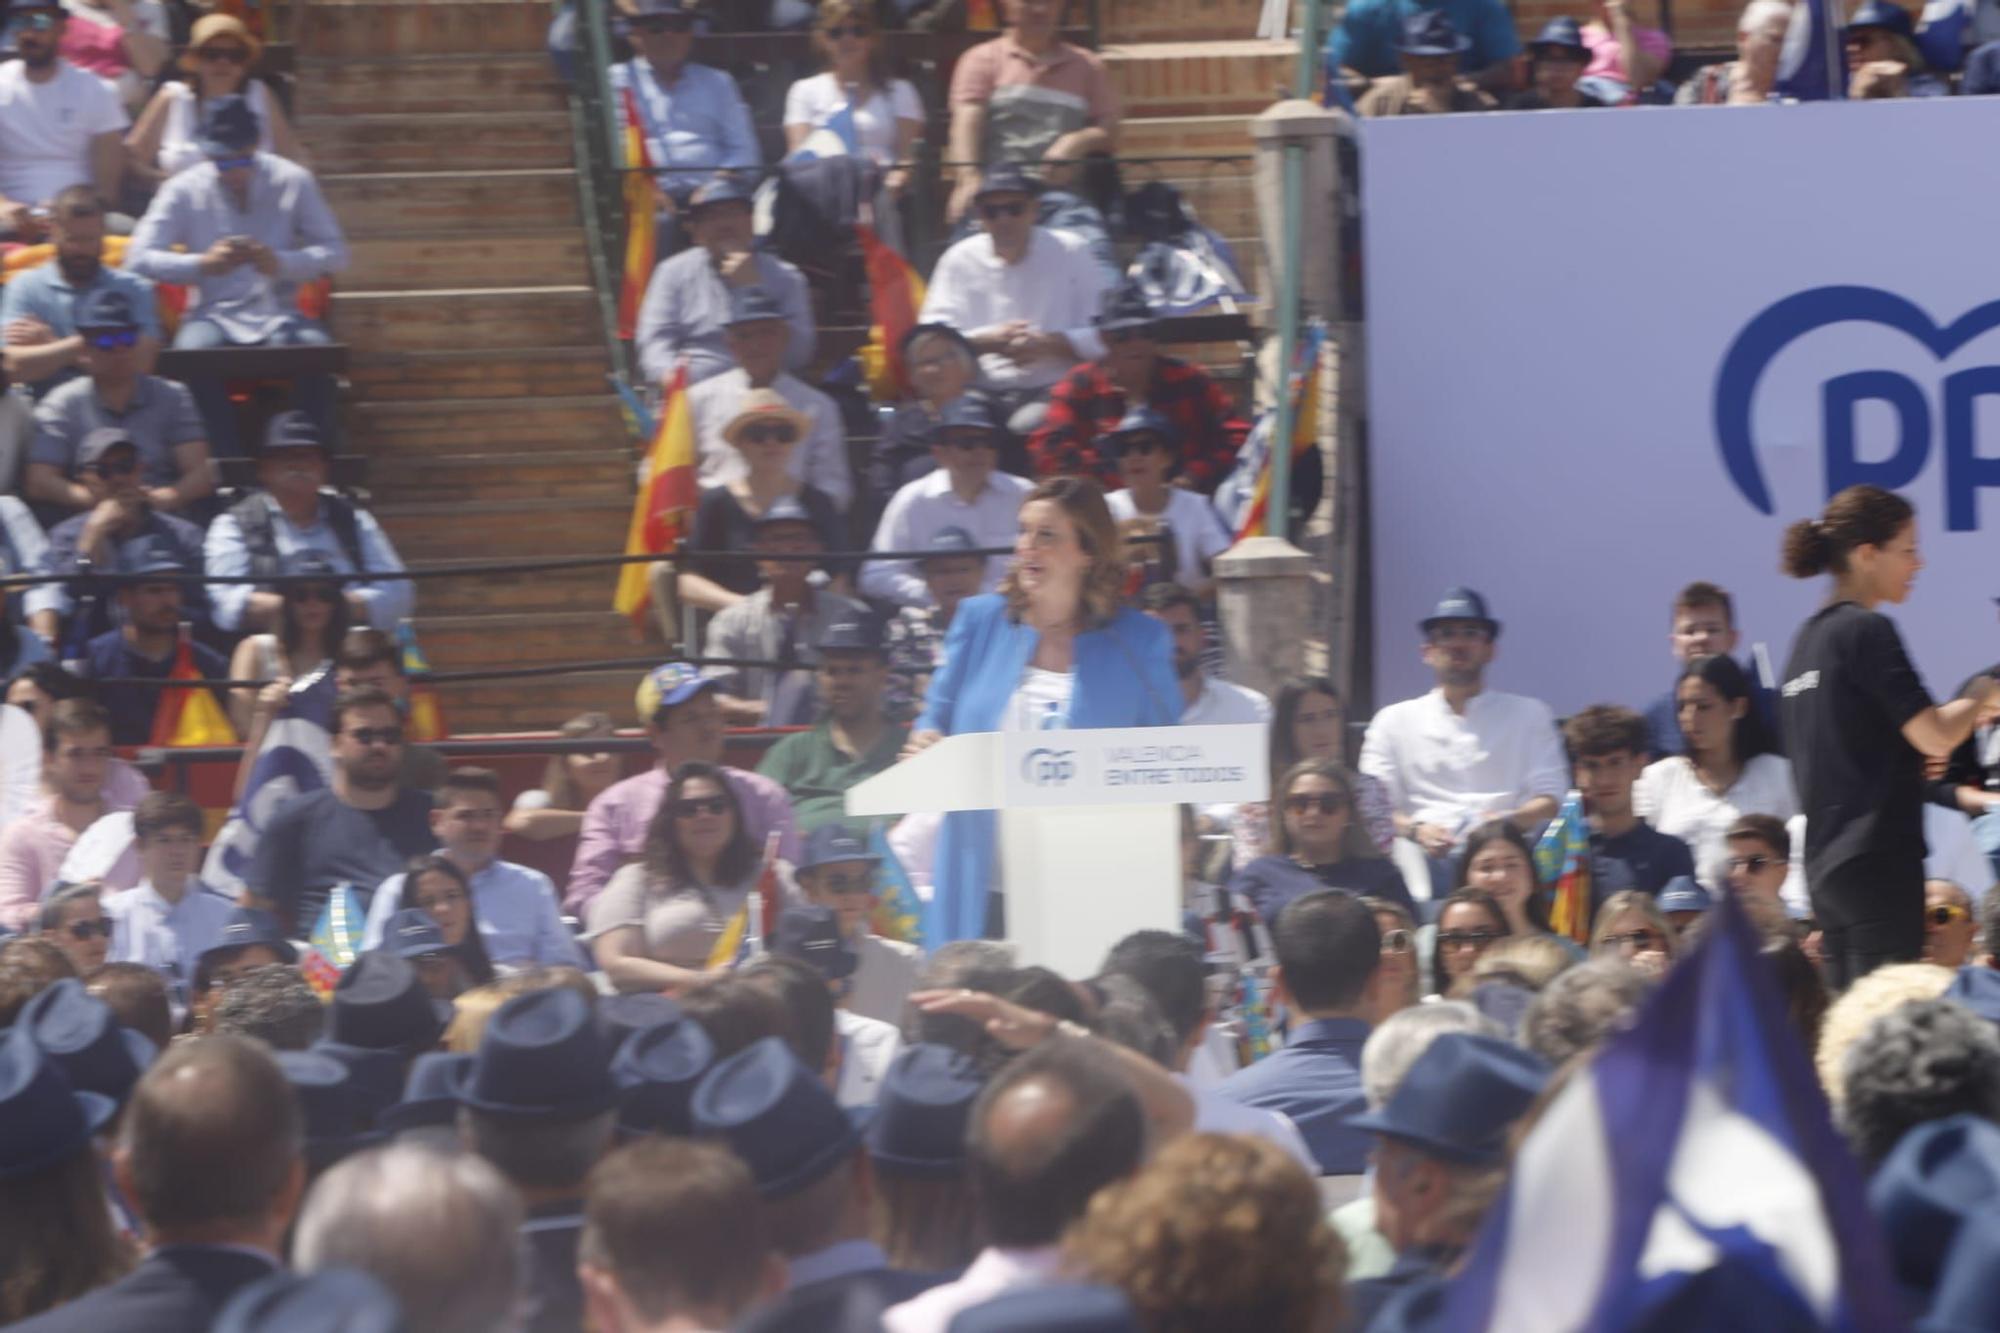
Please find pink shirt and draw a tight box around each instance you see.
[0,793,142,930]
[1582,22,1672,81]
[564,764,801,913]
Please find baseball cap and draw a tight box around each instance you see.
[73,287,140,333]
[76,428,137,472]
[635,662,716,724]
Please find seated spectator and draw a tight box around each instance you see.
[0,186,160,401]
[1639,581,1774,760]
[204,411,413,639]
[363,768,587,971]
[1845,0,1949,98]
[884,527,982,723]
[1029,286,1247,496]
[1578,0,1672,103]
[1360,588,1566,878]
[1924,879,1976,969]
[332,627,448,792]
[1505,17,1612,108]
[865,1043,987,1274]
[35,881,110,976]
[186,906,295,1034]
[0,698,138,930]
[747,937,903,1111]
[504,710,623,845]
[1355,13,1500,116]
[54,0,169,114]
[105,790,235,989]
[784,0,923,241]
[865,326,979,538]
[1817,962,1956,1108]
[1456,820,1564,945]
[124,94,349,458]
[759,619,908,831]
[84,959,174,1050]
[579,1139,782,1333]
[587,760,778,993]
[1635,654,1795,892]
[124,15,301,190]
[24,288,213,518]
[218,968,326,1053]
[26,428,208,644]
[1234,677,1395,867]
[566,663,799,913]
[1331,0,1518,93]
[689,288,851,511]
[1722,812,1794,914]
[920,167,1113,435]
[635,175,813,389]
[1655,876,1714,934]
[793,824,920,1026]
[1563,704,1695,904]
[1216,889,1388,1176]
[1231,761,1414,926]
[244,687,438,937]
[1589,889,1675,976]
[75,538,231,745]
[943,0,1117,219]
[1839,999,2000,1171]
[224,551,349,735]
[1518,956,1650,1065]
[1140,584,1266,725]
[1675,0,1791,104]
[0,0,127,242]
[699,498,866,725]
[675,394,846,614]
[862,397,1032,607]
[384,888,495,999]
[1105,411,1235,599]
[608,0,760,210]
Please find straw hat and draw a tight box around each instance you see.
[179,14,263,74]
[722,388,811,448]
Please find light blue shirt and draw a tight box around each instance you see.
[634,245,815,386]
[361,857,586,969]
[609,58,761,191]
[124,152,349,343]
[0,261,159,398]
[106,879,238,988]
[201,495,413,632]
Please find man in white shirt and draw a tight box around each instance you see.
[1359,587,1566,891]
[0,1,127,240]
[916,163,1110,431]
[687,286,851,510]
[863,395,1031,607]
[1140,582,1270,726]
[105,790,234,995]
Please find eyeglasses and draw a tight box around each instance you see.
[739,425,798,446]
[66,917,114,941]
[818,870,877,894]
[1725,854,1775,874]
[197,45,251,62]
[1380,928,1413,955]
[1929,903,1971,926]
[210,154,256,171]
[345,726,404,747]
[1438,928,1502,950]
[1603,930,1666,951]
[1283,792,1348,815]
[825,24,872,37]
[673,795,730,818]
[980,201,1028,221]
[86,329,139,351]
[88,455,139,479]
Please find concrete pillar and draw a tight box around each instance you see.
[1215,535,1316,698]
[1249,100,1344,321]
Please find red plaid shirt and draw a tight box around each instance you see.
[1025,356,1249,491]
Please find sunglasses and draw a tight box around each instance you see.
[1725,854,1775,874]
[1438,928,1502,950]
[739,425,798,446]
[197,44,251,62]
[1603,930,1666,951]
[1380,928,1413,955]
[1930,903,1970,926]
[1103,328,1153,346]
[66,917,114,941]
[980,201,1028,220]
[87,329,139,351]
[211,154,256,171]
[89,455,139,479]
[818,870,877,894]
[1116,436,1165,457]
[825,23,872,37]
[346,725,404,747]
[673,795,731,819]
[288,585,339,604]
[1284,792,1348,815]
[942,435,996,453]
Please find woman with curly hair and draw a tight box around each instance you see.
[1064,1132,1345,1333]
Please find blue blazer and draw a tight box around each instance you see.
[8,1245,278,1333]
[915,594,1181,942]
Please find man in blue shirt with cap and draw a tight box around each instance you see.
[1328,0,1521,93]
[608,0,760,206]
[76,535,228,744]
[0,185,160,400]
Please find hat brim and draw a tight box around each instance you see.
[1093,316,1157,334]
[1419,615,1500,637]
[0,1089,117,1183]
[1529,39,1588,56]
[752,1106,873,1199]
[198,137,257,160]
[1397,36,1472,54]
[1345,1112,1505,1167]
[450,1063,621,1122]
[376,1096,461,1135]
[722,408,812,448]
[179,25,264,72]
[800,853,883,873]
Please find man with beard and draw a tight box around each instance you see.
[758,619,908,834]
[1355,13,1499,117]
[1,186,160,398]
[1360,588,1566,887]
[243,686,438,936]
[0,0,127,242]
[76,537,228,745]
[1140,583,1268,726]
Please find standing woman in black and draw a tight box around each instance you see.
[1779,485,1999,987]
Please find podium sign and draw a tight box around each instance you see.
[848,724,1267,977]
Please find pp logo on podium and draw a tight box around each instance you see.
[1021,748,1077,788]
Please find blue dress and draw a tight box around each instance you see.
[914,593,1181,943]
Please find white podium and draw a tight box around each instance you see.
[847,725,1268,978]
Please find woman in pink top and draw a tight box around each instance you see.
[1580,0,1673,102]
[58,0,170,111]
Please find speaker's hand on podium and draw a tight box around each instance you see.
[900,729,944,763]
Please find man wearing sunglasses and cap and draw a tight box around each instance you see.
[2,186,161,401]
[0,0,127,243]
[24,286,213,519]
[608,0,760,214]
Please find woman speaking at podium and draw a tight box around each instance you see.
[1779,484,2000,987]
[901,477,1181,942]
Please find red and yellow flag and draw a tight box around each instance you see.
[618,87,661,341]
[613,364,699,625]
[148,628,237,748]
[395,620,447,743]
[855,223,927,402]
[1234,323,1323,542]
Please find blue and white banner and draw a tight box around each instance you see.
[201,667,336,898]
[1364,103,2000,715]
[1775,0,1846,101]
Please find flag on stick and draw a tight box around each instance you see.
[613,363,698,625]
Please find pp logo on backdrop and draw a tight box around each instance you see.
[1714,286,2000,531]
[1020,748,1076,788]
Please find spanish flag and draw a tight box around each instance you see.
[1234,321,1323,542]
[618,87,661,341]
[613,364,698,625]
[148,626,237,748]
[855,223,926,402]
[395,619,447,743]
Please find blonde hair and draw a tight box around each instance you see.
[1064,1134,1345,1333]
[998,477,1127,630]
[1589,891,1676,959]
[1815,962,1954,1107]
[444,968,599,1054]
[1463,934,1574,994]
[811,0,891,89]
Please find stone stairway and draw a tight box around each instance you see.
[295,4,644,734]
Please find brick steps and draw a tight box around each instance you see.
[369,449,633,502]
[408,561,629,617]
[296,1,552,58]
[301,111,574,174]
[376,497,633,560]
[332,286,600,354]
[442,674,643,733]
[420,609,654,729]
[1101,39,1297,119]
[345,229,591,291]
[1100,0,1270,43]
[322,169,579,234]
[346,392,627,448]
[346,347,613,401]
[296,54,567,116]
